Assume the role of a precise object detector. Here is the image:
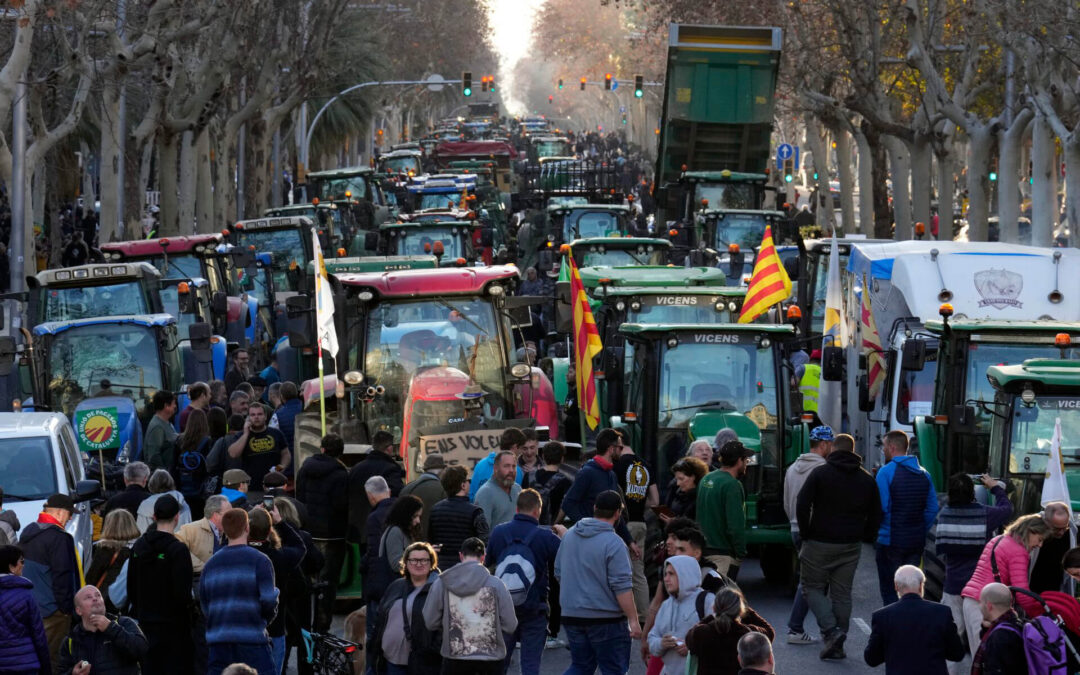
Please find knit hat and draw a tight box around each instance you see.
[153,494,181,521]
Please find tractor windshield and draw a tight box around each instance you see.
[695,183,755,210]
[1008,397,1080,475]
[40,282,150,322]
[382,156,422,175]
[562,211,623,240]
[235,227,308,292]
[144,254,203,281]
[418,191,464,210]
[46,323,164,417]
[967,343,1080,431]
[393,228,465,259]
[577,245,664,268]
[658,341,779,429]
[712,213,769,250]
[315,176,368,201]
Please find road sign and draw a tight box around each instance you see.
[777,143,793,166]
[424,74,446,92]
[619,106,626,113]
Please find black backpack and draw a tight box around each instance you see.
[174,439,209,499]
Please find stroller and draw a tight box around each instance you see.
[1008,587,1080,673]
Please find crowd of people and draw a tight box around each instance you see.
[1,347,1078,675]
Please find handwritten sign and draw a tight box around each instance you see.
[417,429,504,473]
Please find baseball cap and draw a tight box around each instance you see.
[44,494,76,512]
[153,494,181,521]
[423,454,446,471]
[223,469,252,486]
[809,425,835,442]
[810,349,822,360]
[719,440,754,464]
[594,490,624,513]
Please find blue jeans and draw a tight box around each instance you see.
[876,544,923,605]
[386,664,409,675]
[271,635,285,675]
[563,620,630,675]
[787,533,810,633]
[208,642,275,675]
[503,609,548,675]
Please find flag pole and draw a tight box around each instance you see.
[315,255,327,436]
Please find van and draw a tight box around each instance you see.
[0,413,100,575]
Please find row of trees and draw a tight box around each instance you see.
[0,0,497,272]
[528,0,1080,244]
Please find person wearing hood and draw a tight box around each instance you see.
[0,488,22,546]
[295,432,350,630]
[796,432,882,661]
[135,469,193,533]
[647,555,716,675]
[19,493,78,668]
[127,494,195,674]
[556,490,640,675]
[685,587,774,675]
[781,425,834,645]
[422,537,518,674]
[0,544,51,674]
[874,430,938,606]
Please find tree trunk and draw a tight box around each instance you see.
[178,130,197,235]
[99,81,123,243]
[804,118,835,234]
[886,136,912,240]
[935,128,956,242]
[213,124,240,229]
[196,129,214,234]
[1063,136,1080,244]
[1030,113,1057,248]
[247,117,272,216]
[834,128,856,235]
[137,139,154,236]
[910,134,932,237]
[157,132,180,236]
[964,124,995,242]
[854,126,875,234]
[997,109,1033,244]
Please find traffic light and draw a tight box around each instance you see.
[558,79,564,90]
[783,158,795,183]
[621,114,627,125]
[548,95,553,104]
[580,77,586,91]
[634,75,643,98]
[989,171,998,181]
[604,73,612,90]
[812,171,819,181]
[462,72,472,97]
[488,76,496,93]
[481,76,488,93]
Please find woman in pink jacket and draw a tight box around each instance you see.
[960,514,1052,656]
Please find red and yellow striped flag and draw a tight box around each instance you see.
[566,255,603,429]
[738,225,792,323]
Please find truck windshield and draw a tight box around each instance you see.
[658,341,778,428]
[1009,397,1080,474]
[47,324,165,417]
[40,282,149,322]
[355,298,507,438]
[235,228,307,292]
[695,183,755,210]
[0,437,58,500]
[629,297,734,324]
[418,192,463,210]
[535,140,570,157]
[563,211,623,240]
[316,177,367,200]
[578,247,664,268]
[394,228,465,259]
[382,156,422,174]
[713,213,769,250]
[144,254,202,281]
[968,343,1080,430]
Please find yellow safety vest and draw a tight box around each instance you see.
[800,363,821,412]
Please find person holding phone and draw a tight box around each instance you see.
[227,405,289,501]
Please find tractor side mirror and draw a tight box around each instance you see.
[857,374,875,412]
[821,345,844,381]
[286,295,312,348]
[901,340,927,371]
[729,250,746,281]
[555,279,572,334]
[188,322,213,363]
[537,249,554,273]
[364,231,380,252]
[211,291,228,316]
[949,404,977,432]
[0,336,15,376]
[480,226,495,248]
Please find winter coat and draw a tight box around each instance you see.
[135,491,192,533]
[664,480,697,520]
[876,455,939,549]
[19,518,78,616]
[0,510,21,546]
[560,457,633,544]
[54,615,149,675]
[85,540,133,614]
[428,497,490,566]
[400,473,447,540]
[347,451,405,544]
[961,534,1042,616]
[934,486,1013,595]
[783,452,827,533]
[175,518,223,575]
[372,571,442,674]
[127,530,195,627]
[102,485,150,519]
[295,453,350,539]
[685,606,775,675]
[271,397,303,457]
[0,573,51,673]
[367,525,413,607]
[249,521,307,638]
[796,450,881,544]
[555,518,633,621]
[485,514,562,613]
[648,556,716,675]
[422,560,518,661]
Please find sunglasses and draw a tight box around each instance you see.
[406,558,432,565]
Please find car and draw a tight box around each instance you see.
[0,412,100,572]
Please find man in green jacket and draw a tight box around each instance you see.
[696,439,752,580]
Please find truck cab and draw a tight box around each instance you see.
[29,263,164,325]
[229,216,318,295]
[377,149,423,177]
[305,166,392,231]
[376,221,490,266]
[159,278,228,382]
[265,203,348,255]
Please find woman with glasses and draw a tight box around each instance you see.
[0,544,52,673]
[372,541,442,675]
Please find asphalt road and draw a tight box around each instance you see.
[312,544,885,674]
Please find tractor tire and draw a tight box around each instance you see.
[759,543,797,588]
[294,410,334,472]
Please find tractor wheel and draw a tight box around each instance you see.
[294,411,334,472]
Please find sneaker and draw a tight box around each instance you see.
[787,631,818,644]
[820,631,847,660]
[545,636,566,649]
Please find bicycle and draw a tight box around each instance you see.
[301,581,362,675]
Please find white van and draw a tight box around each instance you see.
[0,413,99,572]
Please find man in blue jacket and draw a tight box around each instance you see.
[469,427,525,502]
[486,489,567,675]
[875,430,939,605]
[559,429,639,557]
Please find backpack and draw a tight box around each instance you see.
[174,439,209,499]
[533,471,569,525]
[694,590,709,620]
[989,616,1068,675]
[494,528,542,606]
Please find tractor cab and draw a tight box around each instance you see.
[28,263,164,325]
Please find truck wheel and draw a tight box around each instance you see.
[760,544,796,587]
[293,410,334,473]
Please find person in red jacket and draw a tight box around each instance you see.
[960,514,1052,657]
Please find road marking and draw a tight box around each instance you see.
[853,618,871,635]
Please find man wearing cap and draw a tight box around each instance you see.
[799,349,822,413]
[128,494,195,674]
[782,425,834,645]
[20,494,79,667]
[697,440,754,580]
[400,452,447,540]
[796,433,882,660]
[222,468,252,508]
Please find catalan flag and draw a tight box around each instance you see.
[861,274,885,398]
[819,233,846,430]
[738,225,792,323]
[566,255,603,429]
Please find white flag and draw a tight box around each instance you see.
[312,229,339,358]
[1042,417,1072,512]
[818,232,845,430]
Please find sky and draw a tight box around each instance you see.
[486,0,547,115]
